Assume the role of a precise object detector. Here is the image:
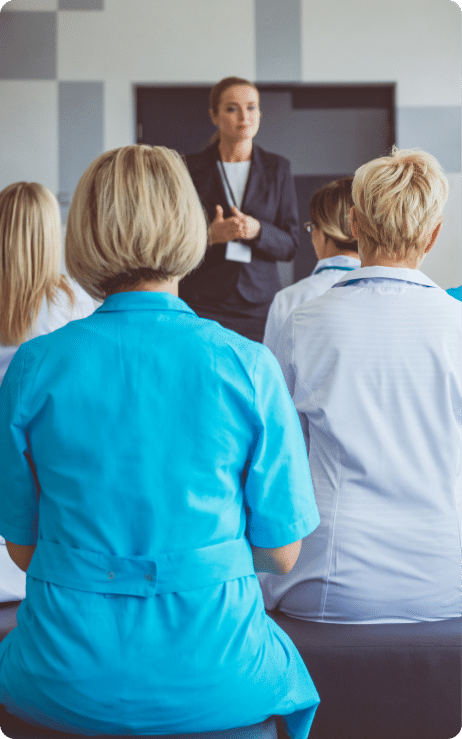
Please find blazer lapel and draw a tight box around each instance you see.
[190,143,231,218]
[241,144,270,214]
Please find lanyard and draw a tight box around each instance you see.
[217,160,239,210]
[314,266,356,275]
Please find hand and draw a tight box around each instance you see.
[209,205,242,244]
[231,206,261,241]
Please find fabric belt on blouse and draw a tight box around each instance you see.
[27,538,256,597]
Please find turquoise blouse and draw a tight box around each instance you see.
[447,285,462,302]
[0,292,320,738]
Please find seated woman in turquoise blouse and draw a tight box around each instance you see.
[0,146,320,738]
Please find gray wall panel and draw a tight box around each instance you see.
[59,0,103,9]
[0,12,56,80]
[59,81,104,221]
[255,0,301,82]
[255,92,390,175]
[397,106,461,173]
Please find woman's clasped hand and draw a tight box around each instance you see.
[209,204,261,244]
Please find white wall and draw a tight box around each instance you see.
[301,0,460,107]
[58,0,256,150]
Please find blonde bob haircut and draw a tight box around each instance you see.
[0,182,73,346]
[352,147,448,260]
[66,145,208,300]
[310,177,358,252]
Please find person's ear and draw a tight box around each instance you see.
[423,221,442,254]
[209,108,218,127]
[350,207,358,240]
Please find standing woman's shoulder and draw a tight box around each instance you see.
[252,143,292,172]
[185,143,218,175]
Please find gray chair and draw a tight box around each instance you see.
[269,610,461,739]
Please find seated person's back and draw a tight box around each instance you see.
[263,178,360,354]
[259,148,461,623]
[0,147,320,737]
[0,182,94,602]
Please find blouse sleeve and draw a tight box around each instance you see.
[0,345,40,545]
[243,345,319,548]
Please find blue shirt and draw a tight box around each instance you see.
[260,267,462,623]
[0,292,320,736]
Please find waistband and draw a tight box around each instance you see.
[27,538,255,597]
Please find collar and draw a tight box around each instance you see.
[95,291,196,314]
[333,266,440,288]
[313,255,361,274]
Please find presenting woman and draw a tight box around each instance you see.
[0,146,320,738]
[179,76,299,343]
[0,182,94,604]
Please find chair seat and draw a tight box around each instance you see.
[268,610,462,739]
[0,706,276,739]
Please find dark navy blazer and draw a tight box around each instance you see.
[179,142,299,306]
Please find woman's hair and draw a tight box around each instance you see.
[352,147,448,260]
[65,145,208,300]
[309,177,358,252]
[209,76,260,144]
[0,182,73,346]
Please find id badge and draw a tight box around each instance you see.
[225,241,252,263]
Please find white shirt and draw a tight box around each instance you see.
[263,255,361,354]
[0,278,95,601]
[218,160,252,263]
[259,266,462,623]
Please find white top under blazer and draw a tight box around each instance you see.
[259,266,462,623]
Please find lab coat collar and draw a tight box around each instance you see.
[95,291,196,314]
[312,255,361,274]
[333,265,440,288]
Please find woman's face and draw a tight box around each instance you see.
[211,85,260,143]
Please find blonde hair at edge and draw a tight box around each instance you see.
[66,145,208,301]
[352,147,448,261]
[0,182,73,347]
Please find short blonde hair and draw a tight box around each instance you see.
[352,147,448,260]
[310,177,357,252]
[0,182,73,346]
[65,145,208,300]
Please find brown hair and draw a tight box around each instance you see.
[310,178,358,252]
[209,77,259,144]
[0,182,74,346]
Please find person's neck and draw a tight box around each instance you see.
[111,278,179,296]
[360,253,423,270]
[317,238,359,262]
[218,138,252,163]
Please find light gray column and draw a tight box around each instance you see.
[255,0,301,82]
[255,0,302,286]
[397,107,461,173]
[58,81,104,221]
